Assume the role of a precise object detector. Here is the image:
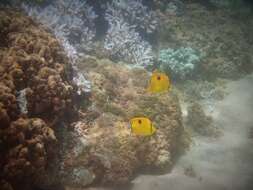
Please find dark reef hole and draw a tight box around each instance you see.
[87,0,109,41]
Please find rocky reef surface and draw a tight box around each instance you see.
[59,57,186,188]
[2,0,251,189]
[0,9,79,190]
[0,7,186,190]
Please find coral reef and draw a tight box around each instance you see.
[158,47,200,79]
[0,8,79,123]
[19,0,157,68]
[2,1,252,189]
[158,2,253,78]
[1,118,56,189]
[0,9,79,190]
[106,0,159,34]
[0,84,18,121]
[104,0,155,67]
[17,88,28,114]
[59,57,185,187]
[21,0,97,52]
[104,15,154,67]
[20,0,93,94]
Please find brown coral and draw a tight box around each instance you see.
[0,8,76,124]
[0,84,18,121]
[0,9,78,190]
[2,118,56,186]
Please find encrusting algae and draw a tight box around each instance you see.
[59,57,187,187]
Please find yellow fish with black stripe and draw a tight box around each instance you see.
[129,117,156,136]
[147,71,171,93]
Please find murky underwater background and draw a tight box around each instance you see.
[0,0,253,190]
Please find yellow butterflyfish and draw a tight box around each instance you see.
[130,117,156,136]
[147,71,171,93]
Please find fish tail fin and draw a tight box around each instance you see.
[151,123,156,135]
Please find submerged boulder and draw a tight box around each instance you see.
[60,58,187,187]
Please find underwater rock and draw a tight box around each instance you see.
[60,57,186,187]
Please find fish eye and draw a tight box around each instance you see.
[138,120,142,124]
[157,76,161,80]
